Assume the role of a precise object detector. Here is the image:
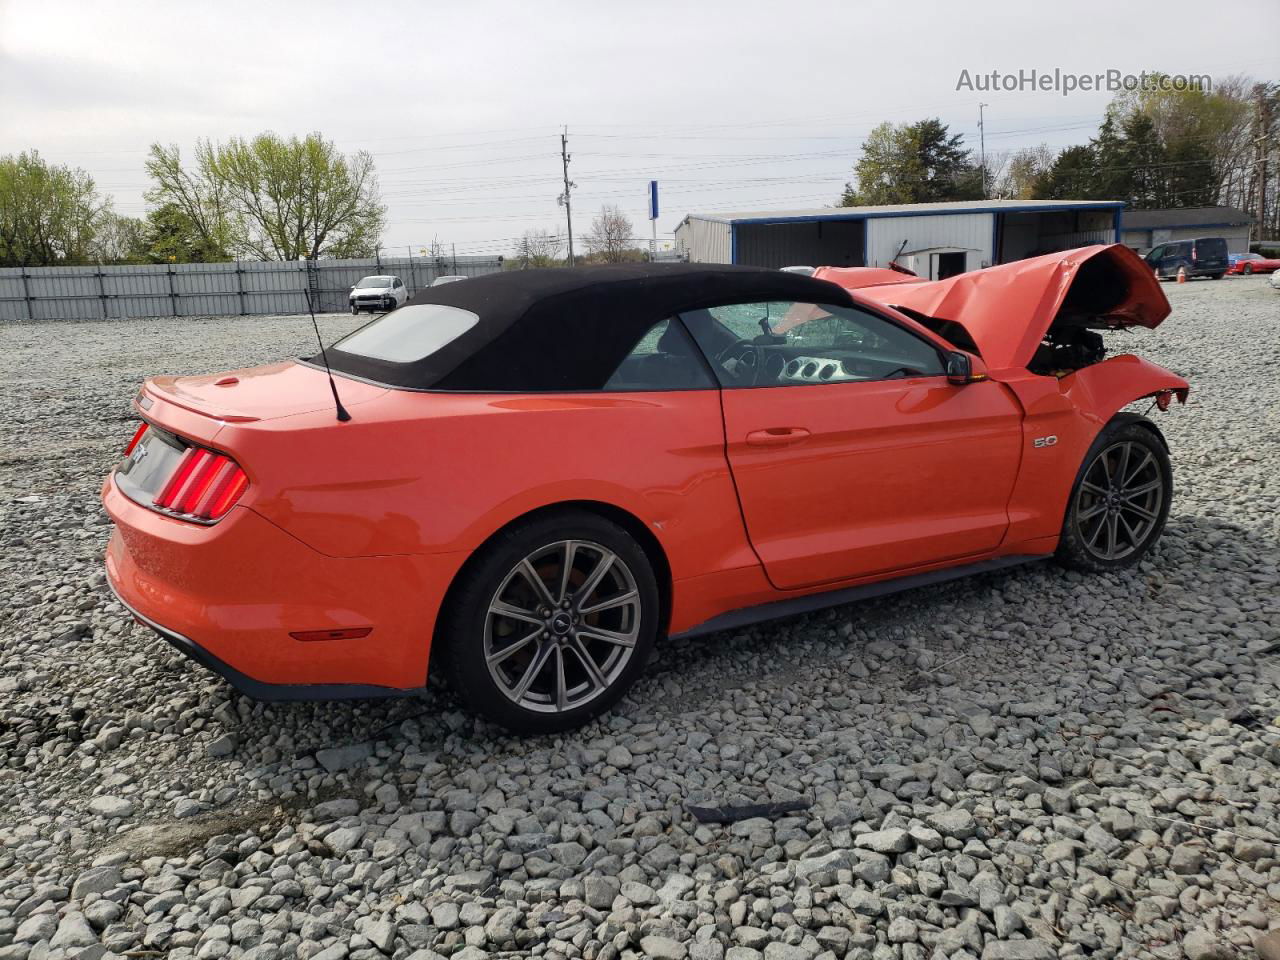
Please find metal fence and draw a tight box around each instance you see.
[0,256,505,321]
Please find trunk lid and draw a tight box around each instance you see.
[144,361,388,423]
[845,244,1171,370]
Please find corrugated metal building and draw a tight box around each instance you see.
[1119,206,1253,255]
[0,255,504,321]
[673,199,1124,278]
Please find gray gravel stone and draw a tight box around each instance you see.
[927,808,976,838]
[1170,843,1205,874]
[315,742,373,772]
[15,914,58,943]
[585,874,620,908]
[1182,928,1231,960]
[87,795,134,818]
[71,865,122,899]
[50,911,97,948]
[206,733,237,757]
[855,828,910,854]
[641,935,688,960]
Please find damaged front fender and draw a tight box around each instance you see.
[1059,354,1189,427]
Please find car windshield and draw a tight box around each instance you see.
[333,304,479,363]
[356,277,392,289]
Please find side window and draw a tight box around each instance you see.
[681,301,945,388]
[1147,245,1165,261]
[602,318,716,392]
[394,278,404,289]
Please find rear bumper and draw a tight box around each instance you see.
[102,475,464,697]
[106,577,416,701]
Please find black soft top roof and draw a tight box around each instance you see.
[321,262,855,391]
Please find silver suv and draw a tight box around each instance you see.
[349,276,408,314]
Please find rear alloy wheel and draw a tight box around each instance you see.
[441,512,658,733]
[1057,420,1172,572]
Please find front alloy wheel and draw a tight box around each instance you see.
[1058,419,1172,571]
[1074,441,1164,561]
[441,511,659,733]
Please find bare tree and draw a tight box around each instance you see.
[144,142,233,258]
[92,212,148,263]
[586,205,634,262]
[993,144,1055,199]
[515,228,563,267]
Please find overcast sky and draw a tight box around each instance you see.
[2,0,1276,258]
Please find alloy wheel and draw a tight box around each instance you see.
[1074,440,1166,562]
[484,540,641,714]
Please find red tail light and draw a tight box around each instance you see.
[153,446,248,521]
[123,422,149,455]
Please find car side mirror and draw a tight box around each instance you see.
[946,351,988,385]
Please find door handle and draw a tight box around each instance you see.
[745,427,811,447]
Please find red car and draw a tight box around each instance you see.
[103,245,1188,733]
[1226,253,1280,275]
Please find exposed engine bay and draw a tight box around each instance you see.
[1027,253,1132,376]
[1028,326,1106,378]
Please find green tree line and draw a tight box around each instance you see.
[840,74,1279,240]
[0,132,385,267]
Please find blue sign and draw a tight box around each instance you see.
[648,180,659,221]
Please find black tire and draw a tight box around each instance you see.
[439,510,660,734]
[1056,418,1172,573]
[350,303,359,315]
[1242,265,1253,275]
[1209,272,1224,280]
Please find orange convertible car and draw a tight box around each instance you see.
[103,245,1188,732]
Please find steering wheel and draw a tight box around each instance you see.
[715,340,762,385]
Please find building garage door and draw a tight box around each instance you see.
[734,220,865,268]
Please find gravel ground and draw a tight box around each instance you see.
[0,275,1278,960]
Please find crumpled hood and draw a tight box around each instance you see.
[812,266,925,291]
[833,244,1171,370]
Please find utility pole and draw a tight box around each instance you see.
[559,127,576,266]
[978,103,988,199]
